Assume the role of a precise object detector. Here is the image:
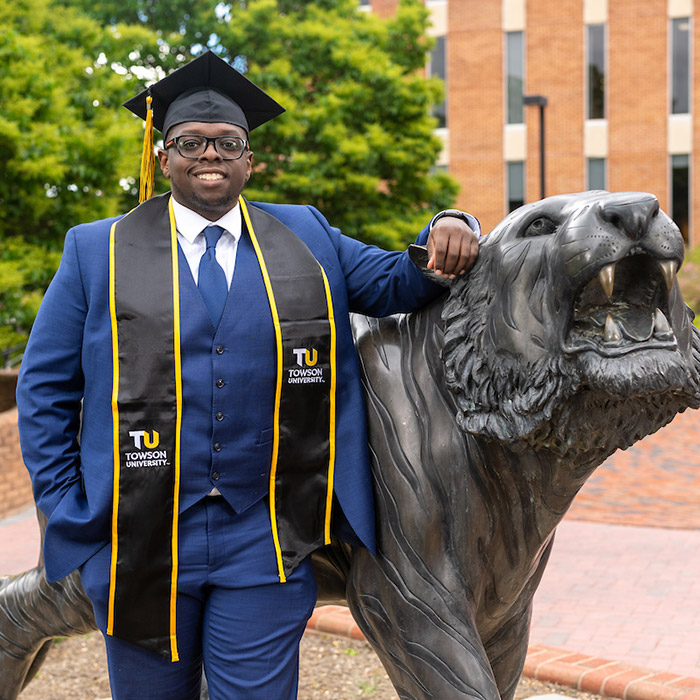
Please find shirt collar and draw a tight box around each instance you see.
[170,196,242,244]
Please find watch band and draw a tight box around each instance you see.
[429,209,473,231]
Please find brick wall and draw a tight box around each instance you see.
[527,0,585,201]
[0,409,33,520]
[369,0,396,18]
[450,0,505,235]
[0,369,18,413]
[608,0,668,206]
[367,0,695,244]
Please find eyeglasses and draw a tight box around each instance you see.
[164,134,248,160]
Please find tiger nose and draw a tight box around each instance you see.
[598,193,660,240]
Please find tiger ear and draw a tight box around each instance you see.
[408,245,452,288]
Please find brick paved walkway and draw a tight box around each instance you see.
[530,519,700,678]
[568,409,700,530]
[0,505,39,575]
[531,407,700,680]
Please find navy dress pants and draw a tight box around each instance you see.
[79,496,317,700]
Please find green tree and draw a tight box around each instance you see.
[0,238,61,361]
[678,244,700,328]
[0,0,148,245]
[0,0,159,349]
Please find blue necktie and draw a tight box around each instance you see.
[198,225,228,327]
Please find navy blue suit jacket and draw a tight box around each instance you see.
[17,199,443,583]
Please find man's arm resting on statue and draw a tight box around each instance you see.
[306,205,480,316]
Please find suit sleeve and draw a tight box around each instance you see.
[16,228,87,523]
[306,206,444,317]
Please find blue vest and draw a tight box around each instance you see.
[177,228,278,514]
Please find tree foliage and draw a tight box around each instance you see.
[0,0,149,245]
[0,238,61,358]
[0,0,153,348]
[678,244,700,328]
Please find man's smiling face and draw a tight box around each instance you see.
[158,121,253,220]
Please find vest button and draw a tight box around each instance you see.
[213,442,222,452]
[212,471,220,481]
[216,378,224,388]
[216,345,225,355]
[215,412,224,421]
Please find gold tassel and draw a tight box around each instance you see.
[139,94,155,203]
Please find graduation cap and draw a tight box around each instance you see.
[123,50,285,202]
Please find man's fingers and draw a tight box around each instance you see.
[428,224,478,277]
[457,232,479,274]
[427,230,449,275]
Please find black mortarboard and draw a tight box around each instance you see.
[123,51,284,202]
[124,50,285,137]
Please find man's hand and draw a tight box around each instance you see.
[427,217,479,278]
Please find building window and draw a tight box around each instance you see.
[506,31,524,125]
[507,161,525,212]
[429,35,447,128]
[671,154,690,242]
[671,18,690,114]
[587,157,606,190]
[587,24,606,120]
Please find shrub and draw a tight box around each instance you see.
[679,245,700,327]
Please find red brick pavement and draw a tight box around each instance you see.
[0,506,39,575]
[568,410,700,530]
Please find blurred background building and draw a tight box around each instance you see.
[362,0,697,244]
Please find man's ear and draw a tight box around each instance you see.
[245,150,254,183]
[408,245,452,288]
[157,149,171,179]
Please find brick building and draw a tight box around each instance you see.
[363,0,697,245]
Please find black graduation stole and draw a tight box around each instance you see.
[108,193,337,660]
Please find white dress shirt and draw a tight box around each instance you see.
[171,197,242,288]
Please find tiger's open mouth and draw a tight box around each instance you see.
[563,254,678,357]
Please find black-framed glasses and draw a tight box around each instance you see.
[165,134,248,160]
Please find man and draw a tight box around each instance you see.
[16,51,479,699]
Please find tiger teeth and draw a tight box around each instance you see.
[653,308,672,335]
[604,314,622,343]
[598,260,677,297]
[659,261,678,291]
[599,263,615,298]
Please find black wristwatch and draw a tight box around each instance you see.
[429,209,473,231]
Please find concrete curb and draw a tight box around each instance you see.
[306,606,700,700]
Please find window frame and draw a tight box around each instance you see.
[506,31,525,126]
[507,160,526,213]
[670,17,691,115]
[586,23,607,121]
[670,154,690,243]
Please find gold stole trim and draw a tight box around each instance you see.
[240,197,337,582]
[107,197,182,661]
